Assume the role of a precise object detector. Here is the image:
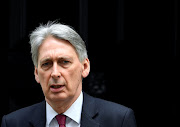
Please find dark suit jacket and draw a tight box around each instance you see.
[1,93,137,127]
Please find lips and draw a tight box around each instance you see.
[51,85,62,88]
[50,84,65,92]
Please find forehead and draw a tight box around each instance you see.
[38,36,78,61]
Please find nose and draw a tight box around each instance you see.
[51,63,61,79]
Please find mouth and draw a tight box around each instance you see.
[50,85,63,88]
[50,84,65,92]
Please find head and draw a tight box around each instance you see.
[29,21,90,105]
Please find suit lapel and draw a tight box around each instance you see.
[27,93,100,127]
[81,93,100,127]
[29,101,46,127]
[81,112,99,127]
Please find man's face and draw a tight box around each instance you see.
[34,36,90,103]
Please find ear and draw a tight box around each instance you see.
[82,58,90,78]
[34,66,40,83]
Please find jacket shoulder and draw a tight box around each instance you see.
[5,101,44,118]
[94,97,131,115]
[2,101,45,126]
[83,93,137,127]
[83,92,130,114]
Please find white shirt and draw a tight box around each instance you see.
[46,92,83,127]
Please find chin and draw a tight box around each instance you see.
[48,92,70,102]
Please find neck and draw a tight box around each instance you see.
[46,89,82,114]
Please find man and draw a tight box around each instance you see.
[2,21,137,127]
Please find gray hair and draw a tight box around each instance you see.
[29,21,88,67]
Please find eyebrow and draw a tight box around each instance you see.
[40,57,52,65]
[40,56,73,64]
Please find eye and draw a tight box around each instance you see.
[59,59,71,68]
[41,62,52,69]
[42,62,50,66]
[62,60,70,64]
[42,62,49,66]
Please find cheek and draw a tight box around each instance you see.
[38,71,50,86]
[65,65,83,85]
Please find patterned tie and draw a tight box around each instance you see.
[55,114,66,127]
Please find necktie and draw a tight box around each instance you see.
[55,114,66,127]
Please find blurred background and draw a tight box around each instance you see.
[4,0,179,126]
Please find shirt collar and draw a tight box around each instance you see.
[46,91,83,125]
[63,91,83,124]
[46,101,58,126]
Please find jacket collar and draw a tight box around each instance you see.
[81,92,100,127]
[29,93,100,127]
[29,101,46,127]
